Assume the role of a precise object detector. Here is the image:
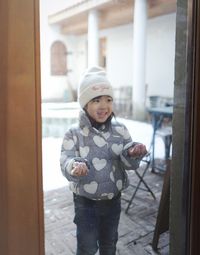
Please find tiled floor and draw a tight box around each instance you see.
[44,167,169,255]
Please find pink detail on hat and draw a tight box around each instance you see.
[92,84,110,92]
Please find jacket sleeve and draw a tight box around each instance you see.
[120,125,143,170]
[60,129,87,182]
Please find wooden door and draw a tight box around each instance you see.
[0,0,200,255]
[189,0,200,253]
[0,0,44,254]
[170,0,200,254]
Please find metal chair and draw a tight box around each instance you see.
[124,153,156,214]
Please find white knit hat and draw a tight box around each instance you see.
[78,66,113,108]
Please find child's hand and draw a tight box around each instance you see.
[128,144,147,158]
[71,162,88,176]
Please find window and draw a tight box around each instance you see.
[99,37,107,68]
[51,41,67,75]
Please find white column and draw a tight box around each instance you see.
[88,9,99,67]
[132,0,147,120]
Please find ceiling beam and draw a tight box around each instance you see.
[51,0,176,35]
[48,0,113,25]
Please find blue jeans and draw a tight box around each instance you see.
[73,193,121,255]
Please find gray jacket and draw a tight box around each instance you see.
[60,110,142,200]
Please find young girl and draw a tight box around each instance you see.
[60,66,147,255]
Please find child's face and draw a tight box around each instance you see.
[85,95,113,123]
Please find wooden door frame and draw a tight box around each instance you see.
[0,0,200,254]
[0,1,8,252]
[0,0,44,254]
[171,0,200,254]
[189,0,200,253]
[181,0,200,253]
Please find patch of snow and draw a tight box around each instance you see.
[42,119,166,191]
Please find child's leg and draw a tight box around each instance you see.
[73,194,99,255]
[98,195,121,255]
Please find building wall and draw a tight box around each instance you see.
[40,0,77,101]
[101,13,176,97]
[146,13,176,98]
[40,0,176,103]
[100,24,134,88]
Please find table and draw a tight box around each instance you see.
[148,106,173,172]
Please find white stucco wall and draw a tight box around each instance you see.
[101,13,176,97]
[40,0,63,100]
[40,0,82,101]
[100,24,133,88]
[71,13,176,99]
[40,0,176,102]
[146,13,176,98]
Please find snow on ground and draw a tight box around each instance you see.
[42,118,165,191]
